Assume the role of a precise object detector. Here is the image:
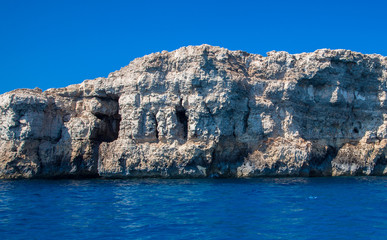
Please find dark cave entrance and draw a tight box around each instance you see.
[175,105,188,140]
[94,112,121,142]
[92,97,121,143]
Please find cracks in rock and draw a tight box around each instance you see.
[152,113,159,141]
[154,117,159,141]
[201,49,218,75]
[243,100,251,134]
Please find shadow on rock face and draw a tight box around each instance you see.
[175,104,188,142]
[291,57,386,175]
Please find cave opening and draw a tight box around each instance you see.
[94,112,121,142]
[175,106,188,140]
[92,97,121,143]
[153,113,159,140]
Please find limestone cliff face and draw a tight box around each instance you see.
[1,45,387,178]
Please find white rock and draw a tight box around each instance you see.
[1,45,386,178]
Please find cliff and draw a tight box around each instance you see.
[1,45,387,179]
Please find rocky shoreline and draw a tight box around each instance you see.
[1,45,386,179]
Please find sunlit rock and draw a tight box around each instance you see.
[1,45,386,178]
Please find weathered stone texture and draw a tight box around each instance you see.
[1,45,386,178]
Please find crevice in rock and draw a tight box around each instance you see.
[243,101,250,133]
[175,101,188,140]
[153,113,159,140]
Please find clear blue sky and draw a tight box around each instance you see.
[1,0,386,94]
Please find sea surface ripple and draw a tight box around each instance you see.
[0,177,386,239]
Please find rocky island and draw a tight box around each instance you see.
[1,45,386,179]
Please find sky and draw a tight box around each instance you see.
[1,0,387,94]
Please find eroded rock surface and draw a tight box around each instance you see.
[1,45,387,178]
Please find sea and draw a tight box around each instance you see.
[0,177,386,240]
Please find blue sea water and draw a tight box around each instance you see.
[0,177,386,240]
